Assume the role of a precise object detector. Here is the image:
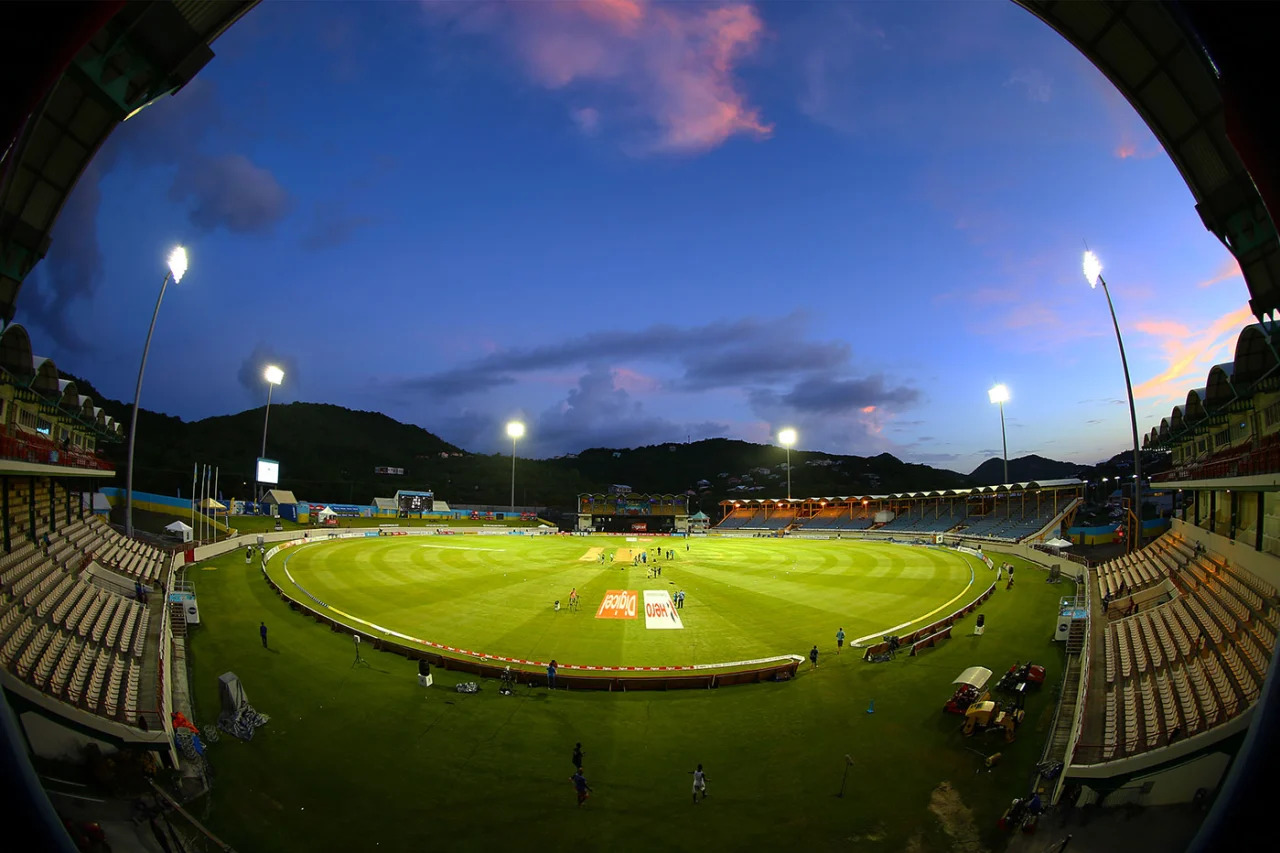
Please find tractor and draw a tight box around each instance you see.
[944,666,993,715]
[963,699,1025,742]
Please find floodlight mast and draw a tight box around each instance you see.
[507,421,525,514]
[1084,249,1143,550]
[987,384,1010,485]
[258,365,284,502]
[125,246,187,538]
[779,428,797,501]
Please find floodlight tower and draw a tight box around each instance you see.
[507,421,525,514]
[258,365,284,500]
[779,428,797,501]
[125,246,188,538]
[988,384,1010,485]
[1084,249,1143,549]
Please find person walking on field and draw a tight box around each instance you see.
[570,769,592,806]
[259,622,268,649]
[690,764,709,803]
[547,659,558,690]
[573,742,584,771]
[836,627,845,654]
[810,645,819,669]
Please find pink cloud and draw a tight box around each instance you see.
[612,366,661,393]
[1197,256,1243,288]
[427,1,771,154]
[1132,305,1254,401]
[860,405,876,414]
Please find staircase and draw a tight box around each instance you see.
[169,602,186,639]
[1066,618,1087,654]
[1046,655,1082,758]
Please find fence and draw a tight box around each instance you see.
[862,582,997,661]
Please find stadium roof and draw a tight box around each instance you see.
[1,0,259,323]
[1015,1,1280,320]
[1147,322,1280,448]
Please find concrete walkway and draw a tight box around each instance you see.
[1004,803,1204,853]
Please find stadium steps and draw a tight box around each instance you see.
[1053,655,1081,751]
[1066,619,1087,655]
[169,602,186,639]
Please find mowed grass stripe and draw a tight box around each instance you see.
[278,537,974,666]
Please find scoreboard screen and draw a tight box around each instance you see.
[399,493,433,512]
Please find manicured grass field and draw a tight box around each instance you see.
[187,538,1070,853]
[274,536,978,667]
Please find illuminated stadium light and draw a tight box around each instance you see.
[988,384,1010,484]
[1083,250,1103,288]
[778,428,797,501]
[125,244,191,538]
[167,245,188,283]
[258,364,286,500]
[1083,248,1143,549]
[507,421,525,513]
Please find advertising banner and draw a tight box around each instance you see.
[595,589,638,619]
[643,590,684,630]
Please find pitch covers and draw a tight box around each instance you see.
[642,590,684,630]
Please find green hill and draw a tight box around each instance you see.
[67,372,1146,510]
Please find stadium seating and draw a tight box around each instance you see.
[0,495,160,729]
[1089,532,1279,762]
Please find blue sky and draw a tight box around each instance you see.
[19,0,1251,473]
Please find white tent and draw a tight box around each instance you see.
[165,520,194,543]
[1044,537,1073,549]
[316,506,338,520]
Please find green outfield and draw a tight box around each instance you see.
[271,536,978,668]
[188,537,1071,852]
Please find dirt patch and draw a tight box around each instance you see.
[579,547,603,562]
[928,781,987,853]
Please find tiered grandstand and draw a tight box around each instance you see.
[718,480,1082,544]
[1,324,176,762]
[1074,531,1278,764]
[0,514,171,730]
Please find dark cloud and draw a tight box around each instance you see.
[236,344,301,402]
[779,375,919,414]
[400,314,881,399]
[300,203,376,250]
[17,163,105,350]
[14,78,289,350]
[529,366,728,457]
[169,154,291,234]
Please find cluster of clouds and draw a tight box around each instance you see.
[426,0,772,154]
[398,314,921,456]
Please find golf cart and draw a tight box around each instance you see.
[995,661,1046,695]
[944,666,993,715]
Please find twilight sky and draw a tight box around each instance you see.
[18,0,1252,473]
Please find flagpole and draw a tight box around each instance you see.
[213,466,220,543]
[190,463,197,541]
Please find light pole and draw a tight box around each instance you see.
[779,428,797,501]
[506,421,525,514]
[258,365,284,500]
[1085,250,1143,546]
[125,246,187,538]
[988,384,1010,484]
